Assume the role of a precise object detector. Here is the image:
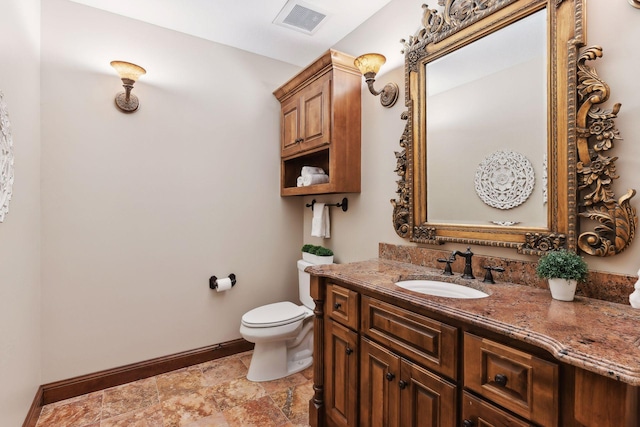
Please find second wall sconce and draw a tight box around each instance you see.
[354,53,399,108]
[110,60,146,113]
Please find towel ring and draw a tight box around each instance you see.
[306,197,348,212]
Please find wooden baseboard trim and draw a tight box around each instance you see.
[23,338,252,426]
[22,385,43,427]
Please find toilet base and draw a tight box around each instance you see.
[247,341,313,382]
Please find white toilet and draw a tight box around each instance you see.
[240,259,316,382]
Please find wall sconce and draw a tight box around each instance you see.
[110,60,146,113]
[354,53,399,108]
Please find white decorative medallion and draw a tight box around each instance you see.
[0,92,15,223]
[474,150,535,210]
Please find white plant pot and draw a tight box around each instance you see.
[302,252,334,265]
[548,278,577,301]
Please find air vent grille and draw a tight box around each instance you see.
[274,1,328,35]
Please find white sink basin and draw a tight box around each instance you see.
[395,280,489,299]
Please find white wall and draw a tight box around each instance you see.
[314,0,640,276]
[0,0,42,424]
[40,0,303,383]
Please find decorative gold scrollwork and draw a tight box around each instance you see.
[576,46,637,256]
[521,233,567,255]
[392,111,412,238]
[401,0,506,53]
[413,226,442,244]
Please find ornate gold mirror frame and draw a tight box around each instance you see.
[392,0,637,256]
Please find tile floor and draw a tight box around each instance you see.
[36,351,313,427]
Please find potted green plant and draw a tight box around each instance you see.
[301,244,334,265]
[535,249,588,301]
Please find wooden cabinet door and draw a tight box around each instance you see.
[299,76,331,153]
[400,360,457,427]
[360,338,401,427]
[280,95,301,158]
[325,319,358,427]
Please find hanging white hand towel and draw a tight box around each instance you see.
[311,203,331,238]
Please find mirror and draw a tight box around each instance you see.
[393,0,585,255]
[426,9,547,227]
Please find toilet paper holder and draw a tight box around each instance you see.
[209,273,236,290]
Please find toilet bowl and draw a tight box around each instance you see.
[240,259,317,382]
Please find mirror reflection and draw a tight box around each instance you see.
[426,10,547,227]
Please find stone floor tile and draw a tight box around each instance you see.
[102,377,159,419]
[200,357,247,386]
[36,392,103,427]
[160,387,220,427]
[260,372,308,395]
[100,403,164,427]
[222,395,289,427]
[156,366,205,401]
[271,380,313,426]
[211,377,267,411]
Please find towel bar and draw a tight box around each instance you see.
[306,198,348,212]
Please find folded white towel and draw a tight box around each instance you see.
[302,174,329,186]
[301,166,325,176]
[311,203,331,238]
[297,176,304,187]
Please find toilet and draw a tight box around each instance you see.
[240,259,316,382]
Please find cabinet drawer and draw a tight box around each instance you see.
[463,333,558,427]
[361,296,458,380]
[461,391,532,427]
[327,284,359,330]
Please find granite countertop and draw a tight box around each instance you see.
[307,258,640,386]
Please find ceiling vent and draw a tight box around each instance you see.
[273,0,328,35]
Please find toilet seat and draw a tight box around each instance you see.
[241,301,307,328]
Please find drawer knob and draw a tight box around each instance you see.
[462,420,474,427]
[345,347,353,355]
[333,302,342,310]
[494,373,508,387]
[385,372,395,381]
[398,380,408,389]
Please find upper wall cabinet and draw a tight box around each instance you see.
[274,49,362,197]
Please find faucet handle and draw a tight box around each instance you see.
[482,266,505,284]
[437,258,454,276]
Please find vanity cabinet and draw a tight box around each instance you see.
[273,49,361,196]
[310,272,640,427]
[309,260,640,427]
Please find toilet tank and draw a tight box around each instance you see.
[297,259,315,309]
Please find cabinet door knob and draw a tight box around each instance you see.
[398,380,408,389]
[462,420,474,427]
[494,374,508,387]
[385,372,395,381]
[333,302,342,310]
[345,347,353,355]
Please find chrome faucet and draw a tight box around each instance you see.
[453,246,475,279]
